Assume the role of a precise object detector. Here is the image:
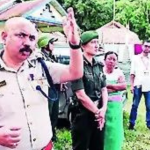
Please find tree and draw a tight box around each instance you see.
[115,0,150,40]
[61,0,150,40]
[23,0,150,40]
[62,0,113,31]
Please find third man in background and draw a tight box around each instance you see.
[129,40,150,130]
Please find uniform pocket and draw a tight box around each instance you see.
[84,72,93,82]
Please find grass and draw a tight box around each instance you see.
[54,86,150,150]
[122,87,150,150]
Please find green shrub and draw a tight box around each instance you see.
[54,129,72,150]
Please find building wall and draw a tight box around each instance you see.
[102,44,134,62]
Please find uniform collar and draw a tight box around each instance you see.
[0,50,36,72]
[0,50,16,72]
[42,49,53,56]
[83,56,98,66]
[42,49,49,56]
[26,52,38,68]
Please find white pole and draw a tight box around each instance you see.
[112,0,115,50]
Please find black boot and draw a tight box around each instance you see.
[128,123,135,130]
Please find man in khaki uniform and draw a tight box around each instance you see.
[0,8,83,150]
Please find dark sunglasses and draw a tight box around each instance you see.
[144,45,150,48]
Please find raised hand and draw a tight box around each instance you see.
[63,7,80,45]
[0,126,21,148]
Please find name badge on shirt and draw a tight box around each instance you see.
[0,80,6,88]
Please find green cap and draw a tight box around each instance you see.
[80,31,99,45]
[37,34,58,49]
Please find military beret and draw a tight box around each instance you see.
[80,31,99,45]
[37,34,58,49]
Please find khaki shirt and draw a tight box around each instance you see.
[0,53,67,150]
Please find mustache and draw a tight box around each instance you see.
[19,45,33,54]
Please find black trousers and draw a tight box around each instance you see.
[49,99,59,141]
[71,109,105,150]
[48,87,60,141]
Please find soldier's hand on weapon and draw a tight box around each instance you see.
[62,7,80,45]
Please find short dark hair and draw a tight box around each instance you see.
[104,51,118,60]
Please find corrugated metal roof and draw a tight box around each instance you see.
[0,0,11,7]
[0,0,45,20]
[26,15,62,25]
[0,0,15,14]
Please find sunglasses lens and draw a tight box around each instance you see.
[144,45,150,48]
